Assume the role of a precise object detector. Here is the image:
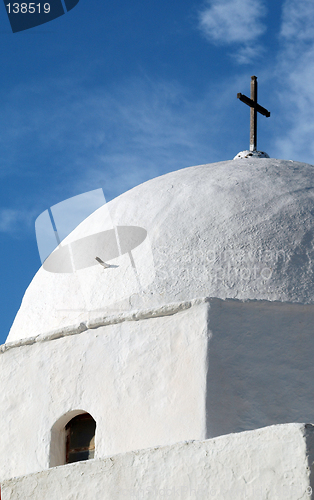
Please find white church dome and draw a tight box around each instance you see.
[7,156,314,342]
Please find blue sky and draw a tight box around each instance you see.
[0,0,313,343]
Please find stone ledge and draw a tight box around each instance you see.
[2,423,314,499]
[1,297,209,353]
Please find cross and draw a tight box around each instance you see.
[237,76,270,152]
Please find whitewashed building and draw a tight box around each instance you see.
[1,153,314,499]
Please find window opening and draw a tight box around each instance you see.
[65,413,96,464]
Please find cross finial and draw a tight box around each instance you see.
[237,76,270,152]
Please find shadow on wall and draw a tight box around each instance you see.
[205,299,314,438]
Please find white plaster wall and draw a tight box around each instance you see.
[8,158,314,342]
[205,299,314,438]
[2,423,313,500]
[0,302,209,481]
[3,296,314,481]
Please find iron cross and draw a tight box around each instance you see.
[237,76,270,152]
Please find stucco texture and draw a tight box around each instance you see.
[8,157,314,342]
[0,303,209,481]
[3,298,314,481]
[2,423,313,500]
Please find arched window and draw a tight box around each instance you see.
[65,413,96,464]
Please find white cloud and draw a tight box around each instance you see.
[280,0,314,43]
[0,76,235,212]
[0,208,33,234]
[232,44,264,65]
[71,80,229,198]
[273,0,314,162]
[198,0,266,63]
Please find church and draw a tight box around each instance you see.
[1,78,314,499]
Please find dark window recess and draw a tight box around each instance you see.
[65,413,96,464]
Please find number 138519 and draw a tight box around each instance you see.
[6,3,51,13]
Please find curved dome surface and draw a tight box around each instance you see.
[7,157,314,342]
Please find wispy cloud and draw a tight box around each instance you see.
[0,208,33,234]
[280,0,314,43]
[273,0,314,162]
[198,0,267,63]
[0,75,236,217]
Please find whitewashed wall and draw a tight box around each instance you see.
[8,159,314,343]
[0,302,209,481]
[205,299,314,438]
[2,423,314,500]
[2,297,314,482]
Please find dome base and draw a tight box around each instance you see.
[233,150,270,159]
